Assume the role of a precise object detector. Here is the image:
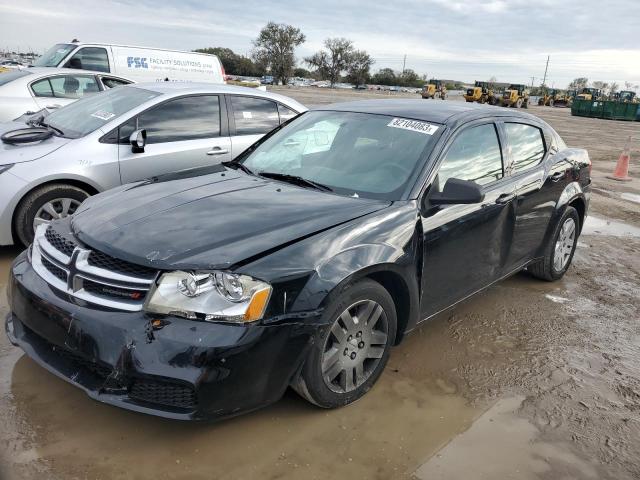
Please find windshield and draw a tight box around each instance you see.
[241,111,441,200]
[44,86,160,139]
[0,69,32,86]
[33,43,76,67]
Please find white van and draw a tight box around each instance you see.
[32,43,226,84]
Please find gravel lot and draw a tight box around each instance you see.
[1,87,639,479]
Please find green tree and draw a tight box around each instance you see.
[252,22,306,85]
[306,38,354,87]
[293,67,313,78]
[372,68,397,86]
[194,47,263,76]
[346,50,374,86]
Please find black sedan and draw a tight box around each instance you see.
[5,100,591,420]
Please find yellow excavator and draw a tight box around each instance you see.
[538,89,561,107]
[553,89,577,108]
[575,87,602,101]
[464,81,498,104]
[501,84,529,108]
[421,79,447,100]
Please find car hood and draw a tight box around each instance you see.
[72,170,391,270]
[0,121,72,165]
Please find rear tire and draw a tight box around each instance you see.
[516,98,524,108]
[14,184,89,246]
[528,207,579,281]
[292,279,397,408]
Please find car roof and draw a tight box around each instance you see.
[129,82,307,111]
[313,99,541,126]
[7,67,130,79]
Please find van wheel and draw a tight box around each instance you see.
[292,279,397,408]
[528,207,579,281]
[14,184,89,246]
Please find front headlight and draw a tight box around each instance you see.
[144,271,272,323]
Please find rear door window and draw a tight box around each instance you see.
[100,76,132,89]
[65,47,110,72]
[435,123,503,191]
[504,123,546,172]
[31,75,99,99]
[122,95,221,144]
[230,96,279,135]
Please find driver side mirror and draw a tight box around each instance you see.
[129,129,147,153]
[428,178,485,205]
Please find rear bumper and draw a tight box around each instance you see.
[7,251,319,421]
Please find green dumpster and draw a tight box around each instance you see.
[572,98,639,121]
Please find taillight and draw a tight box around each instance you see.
[221,64,226,83]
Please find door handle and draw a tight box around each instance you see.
[46,104,62,110]
[550,171,565,182]
[283,140,300,147]
[206,147,229,156]
[495,193,516,204]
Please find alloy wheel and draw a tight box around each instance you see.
[322,299,389,393]
[553,217,576,271]
[33,198,82,230]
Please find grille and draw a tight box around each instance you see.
[45,227,77,256]
[130,380,197,409]
[83,279,146,301]
[32,224,157,312]
[40,255,68,282]
[88,250,156,278]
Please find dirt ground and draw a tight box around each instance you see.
[0,87,639,480]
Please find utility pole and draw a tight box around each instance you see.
[542,55,549,87]
[530,76,535,89]
[402,55,406,75]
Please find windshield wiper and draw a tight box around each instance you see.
[258,171,333,192]
[221,160,254,176]
[29,116,64,137]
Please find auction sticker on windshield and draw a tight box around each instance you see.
[90,110,116,121]
[387,118,439,135]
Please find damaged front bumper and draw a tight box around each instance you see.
[7,251,320,421]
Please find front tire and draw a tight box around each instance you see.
[528,206,579,281]
[14,184,89,246]
[293,279,397,408]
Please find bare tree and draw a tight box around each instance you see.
[252,22,305,85]
[568,77,588,90]
[347,50,374,87]
[609,82,619,95]
[306,38,354,87]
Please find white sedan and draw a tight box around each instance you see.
[0,67,133,122]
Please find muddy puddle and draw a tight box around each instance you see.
[1,221,639,479]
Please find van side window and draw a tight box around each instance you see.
[504,123,546,172]
[65,47,110,73]
[230,96,279,135]
[122,95,221,144]
[435,123,503,191]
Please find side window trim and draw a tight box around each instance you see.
[429,119,507,192]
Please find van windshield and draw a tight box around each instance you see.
[42,86,160,139]
[33,44,76,67]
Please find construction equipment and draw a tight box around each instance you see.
[553,89,577,108]
[464,81,499,104]
[613,91,637,103]
[538,88,560,107]
[575,87,601,101]
[501,84,529,108]
[421,79,447,100]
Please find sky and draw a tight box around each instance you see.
[1,0,639,88]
